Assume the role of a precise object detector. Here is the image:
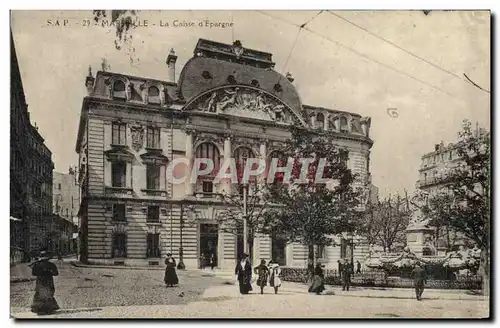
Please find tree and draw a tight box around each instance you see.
[361,194,411,253]
[262,126,363,270]
[216,182,273,263]
[419,120,490,295]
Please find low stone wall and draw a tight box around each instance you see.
[281,267,482,290]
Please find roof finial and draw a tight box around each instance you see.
[169,48,175,56]
[88,65,93,77]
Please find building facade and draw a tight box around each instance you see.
[10,31,54,263]
[413,133,486,255]
[75,39,373,269]
[53,171,80,254]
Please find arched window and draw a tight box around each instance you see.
[267,150,287,184]
[316,113,325,130]
[195,143,220,193]
[234,147,256,185]
[148,86,160,104]
[227,75,237,84]
[112,80,126,100]
[339,116,348,133]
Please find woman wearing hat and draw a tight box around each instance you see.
[268,260,282,294]
[164,253,179,287]
[30,250,60,315]
[254,259,270,295]
[308,262,326,295]
[235,253,253,294]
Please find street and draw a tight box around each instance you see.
[10,262,489,319]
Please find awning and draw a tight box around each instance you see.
[10,216,22,222]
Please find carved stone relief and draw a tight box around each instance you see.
[130,125,144,152]
[190,86,300,125]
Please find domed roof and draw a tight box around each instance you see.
[177,39,304,120]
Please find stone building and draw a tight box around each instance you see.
[53,171,80,254]
[75,39,373,268]
[10,31,54,262]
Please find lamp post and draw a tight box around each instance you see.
[177,204,186,270]
[243,183,248,255]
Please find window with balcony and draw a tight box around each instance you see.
[195,142,220,194]
[112,233,127,258]
[113,204,126,222]
[147,233,160,258]
[112,161,127,187]
[202,181,213,193]
[146,127,161,149]
[112,122,127,146]
[147,206,160,223]
[146,165,161,190]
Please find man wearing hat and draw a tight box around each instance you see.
[411,262,427,301]
[30,250,60,315]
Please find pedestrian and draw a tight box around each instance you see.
[308,262,325,295]
[356,260,361,274]
[342,258,352,291]
[411,262,427,301]
[268,260,282,294]
[254,259,270,294]
[200,253,206,270]
[337,260,343,279]
[209,253,216,271]
[235,253,253,294]
[30,250,60,315]
[164,253,179,287]
[57,251,63,268]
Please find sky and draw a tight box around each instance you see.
[10,10,491,197]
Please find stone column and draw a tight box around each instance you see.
[185,130,194,196]
[310,114,317,129]
[324,113,330,131]
[259,140,267,185]
[222,134,232,195]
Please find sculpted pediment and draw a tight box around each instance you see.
[185,86,304,125]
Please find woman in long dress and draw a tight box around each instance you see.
[268,261,282,294]
[235,253,253,294]
[254,260,270,294]
[308,262,326,295]
[30,251,60,315]
[164,253,179,287]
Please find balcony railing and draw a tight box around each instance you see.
[146,248,161,258]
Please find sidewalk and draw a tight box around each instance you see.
[10,256,77,283]
[207,270,486,301]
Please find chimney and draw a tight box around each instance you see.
[166,48,178,83]
[434,144,440,151]
[85,66,95,95]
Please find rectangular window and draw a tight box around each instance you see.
[112,233,127,258]
[147,233,160,257]
[113,204,126,222]
[147,206,160,223]
[112,162,127,187]
[146,127,161,149]
[202,181,213,193]
[316,245,326,259]
[112,123,127,145]
[146,165,161,190]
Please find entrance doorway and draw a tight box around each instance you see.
[199,223,218,268]
[271,237,287,266]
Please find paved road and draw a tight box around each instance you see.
[11,264,489,319]
[10,264,225,312]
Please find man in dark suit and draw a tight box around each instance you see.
[411,262,427,301]
[342,259,352,291]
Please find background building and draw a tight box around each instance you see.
[75,39,373,269]
[52,170,80,254]
[10,31,54,263]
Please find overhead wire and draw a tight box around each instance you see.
[258,10,473,105]
[276,11,323,85]
[328,11,490,94]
